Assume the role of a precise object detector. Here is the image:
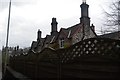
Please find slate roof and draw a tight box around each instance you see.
[43,32,59,46]
[57,23,97,40]
[37,38,45,46]
[99,31,120,40]
[50,32,59,43]
[44,35,53,44]
[65,23,82,38]
[57,23,82,39]
[31,38,45,50]
[31,41,37,49]
[41,38,45,43]
[31,22,97,50]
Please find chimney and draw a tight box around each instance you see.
[51,17,58,35]
[37,29,41,41]
[80,1,90,27]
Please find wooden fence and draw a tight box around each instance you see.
[9,38,120,79]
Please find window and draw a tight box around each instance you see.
[59,38,64,48]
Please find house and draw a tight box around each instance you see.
[30,1,97,52]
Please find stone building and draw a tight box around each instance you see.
[31,1,97,52]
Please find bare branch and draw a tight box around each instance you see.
[102,0,120,33]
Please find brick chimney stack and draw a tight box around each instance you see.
[51,17,58,35]
[37,29,41,41]
[80,1,90,27]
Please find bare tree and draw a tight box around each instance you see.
[103,0,120,33]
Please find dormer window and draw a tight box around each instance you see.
[59,38,64,48]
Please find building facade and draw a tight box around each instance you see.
[30,1,97,52]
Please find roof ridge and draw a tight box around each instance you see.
[66,23,81,30]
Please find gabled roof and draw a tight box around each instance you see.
[67,23,83,37]
[56,23,97,41]
[58,23,82,39]
[37,38,45,46]
[43,32,59,45]
[58,23,82,38]
[51,32,59,43]
[44,35,52,44]
[31,41,37,49]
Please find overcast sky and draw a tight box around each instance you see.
[0,0,113,49]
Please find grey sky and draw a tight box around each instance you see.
[0,0,112,49]
[0,0,36,10]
